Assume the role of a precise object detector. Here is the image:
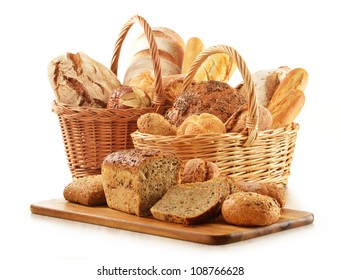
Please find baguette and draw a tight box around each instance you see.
[181,37,205,74]
[270,89,305,128]
[267,68,308,111]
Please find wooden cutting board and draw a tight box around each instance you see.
[30,198,314,245]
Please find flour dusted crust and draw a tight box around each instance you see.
[222,192,281,226]
[101,149,180,216]
[48,52,120,107]
[63,175,106,206]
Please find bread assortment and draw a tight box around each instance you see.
[51,17,309,232]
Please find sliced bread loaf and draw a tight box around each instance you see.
[150,177,230,225]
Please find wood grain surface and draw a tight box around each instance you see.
[30,198,314,245]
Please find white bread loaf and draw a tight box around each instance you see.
[124,27,185,85]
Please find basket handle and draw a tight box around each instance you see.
[110,15,164,109]
[182,45,259,146]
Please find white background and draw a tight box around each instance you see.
[1,0,340,279]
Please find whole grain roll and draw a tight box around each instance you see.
[222,192,281,226]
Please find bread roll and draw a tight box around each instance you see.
[165,80,247,126]
[177,113,226,135]
[267,68,308,112]
[48,52,121,107]
[124,27,185,85]
[231,181,287,207]
[225,104,273,133]
[181,158,221,184]
[63,175,106,206]
[270,89,305,128]
[222,192,281,226]
[137,113,177,136]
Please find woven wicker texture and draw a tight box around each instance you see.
[132,45,299,184]
[52,15,165,179]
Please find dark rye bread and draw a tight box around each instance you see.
[63,175,106,206]
[150,176,231,225]
[101,149,180,217]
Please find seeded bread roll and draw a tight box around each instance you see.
[63,175,106,206]
[222,192,281,226]
[101,149,180,216]
[165,80,246,126]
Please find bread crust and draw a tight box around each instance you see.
[63,175,106,206]
[165,81,246,126]
[222,192,281,226]
[177,113,226,135]
[48,52,120,107]
[232,181,287,207]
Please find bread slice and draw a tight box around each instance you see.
[150,178,229,225]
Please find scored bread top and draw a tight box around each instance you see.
[102,148,177,168]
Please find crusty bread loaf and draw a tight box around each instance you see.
[165,81,247,126]
[270,89,305,128]
[181,158,221,184]
[151,176,231,225]
[222,192,281,226]
[177,113,226,135]
[231,181,287,208]
[63,175,106,206]
[225,104,273,133]
[252,66,291,107]
[137,113,177,136]
[181,37,205,74]
[267,68,308,112]
[48,52,121,107]
[124,27,185,85]
[101,149,180,216]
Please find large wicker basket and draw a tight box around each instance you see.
[52,15,166,179]
[131,45,300,185]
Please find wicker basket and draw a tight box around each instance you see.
[52,15,166,179]
[131,45,300,185]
